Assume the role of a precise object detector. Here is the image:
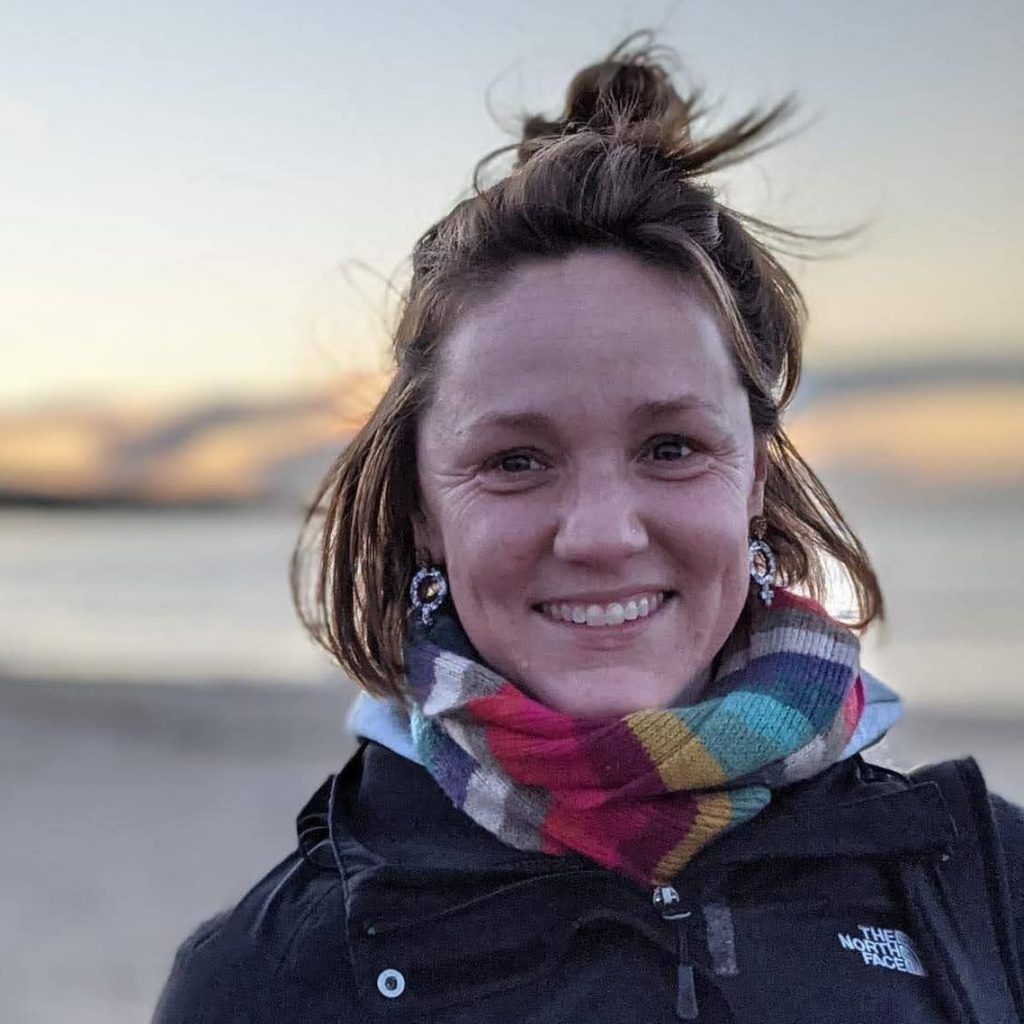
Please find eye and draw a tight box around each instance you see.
[488,450,546,474]
[643,435,694,462]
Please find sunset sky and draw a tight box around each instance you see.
[3,0,1022,412]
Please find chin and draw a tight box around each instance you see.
[524,666,699,718]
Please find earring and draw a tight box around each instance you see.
[748,517,777,608]
[409,565,448,627]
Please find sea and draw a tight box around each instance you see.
[1,485,1022,711]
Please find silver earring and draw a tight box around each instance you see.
[748,521,776,607]
[409,565,448,627]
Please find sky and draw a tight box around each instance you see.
[2,0,1023,411]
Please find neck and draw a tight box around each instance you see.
[667,662,714,707]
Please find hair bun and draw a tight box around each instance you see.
[518,32,696,163]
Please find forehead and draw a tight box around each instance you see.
[431,249,743,421]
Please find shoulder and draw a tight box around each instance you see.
[151,844,355,1023]
[990,790,1024,957]
[989,790,1024,857]
[904,757,1024,967]
[991,790,1024,862]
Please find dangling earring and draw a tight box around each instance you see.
[409,565,448,627]
[748,516,777,607]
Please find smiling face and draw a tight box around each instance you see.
[415,248,767,717]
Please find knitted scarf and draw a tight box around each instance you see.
[403,588,865,888]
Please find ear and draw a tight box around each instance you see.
[411,506,445,565]
[747,435,768,519]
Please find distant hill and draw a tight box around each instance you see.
[1,359,1020,507]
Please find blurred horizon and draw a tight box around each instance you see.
[2,356,1022,507]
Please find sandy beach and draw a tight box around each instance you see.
[3,675,1023,1024]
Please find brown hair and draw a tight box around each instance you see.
[290,31,884,698]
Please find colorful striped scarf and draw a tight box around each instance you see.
[403,589,865,888]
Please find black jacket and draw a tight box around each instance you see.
[153,741,1024,1023]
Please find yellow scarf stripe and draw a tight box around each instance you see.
[651,790,735,884]
[626,710,729,790]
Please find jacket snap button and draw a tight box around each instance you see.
[376,968,406,998]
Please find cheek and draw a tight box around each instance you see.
[439,499,547,601]
[659,479,752,570]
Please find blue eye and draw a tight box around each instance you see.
[646,436,693,461]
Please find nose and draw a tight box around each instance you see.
[552,467,649,565]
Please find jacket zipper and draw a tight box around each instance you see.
[653,885,699,1020]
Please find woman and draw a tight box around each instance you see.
[154,35,1024,1023]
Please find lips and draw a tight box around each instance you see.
[537,590,671,628]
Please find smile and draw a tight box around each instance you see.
[536,591,671,628]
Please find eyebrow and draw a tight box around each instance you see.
[630,396,724,422]
[465,411,557,434]
[464,395,723,434]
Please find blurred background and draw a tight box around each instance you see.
[1,1,1022,1021]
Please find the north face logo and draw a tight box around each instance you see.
[836,925,927,976]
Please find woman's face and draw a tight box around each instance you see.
[415,249,766,717]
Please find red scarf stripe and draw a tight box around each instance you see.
[477,686,659,792]
[606,794,706,880]
[539,793,701,878]
[843,675,866,734]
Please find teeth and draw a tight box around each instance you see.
[541,592,667,627]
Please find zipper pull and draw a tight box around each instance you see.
[653,885,698,1020]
